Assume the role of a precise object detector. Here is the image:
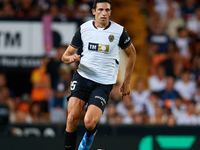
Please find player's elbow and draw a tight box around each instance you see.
[61,54,65,63]
[132,48,137,60]
[61,54,70,64]
[130,45,136,60]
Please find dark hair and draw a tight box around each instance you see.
[175,93,183,100]
[190,100,197,105]
[150,92,160,98]
[177,26,185,33]
[93,0,111,10]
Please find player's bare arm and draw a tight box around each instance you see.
[120,43,136,98]
[61,45,80,64]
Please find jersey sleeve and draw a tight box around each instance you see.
[70,27,83,48]
[118,28,131,49]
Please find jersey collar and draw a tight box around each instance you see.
[92,21,111,30]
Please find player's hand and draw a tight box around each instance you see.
[120,83,130,100]
[69,54,81,63]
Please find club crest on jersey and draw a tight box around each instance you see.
[108,34,114,42]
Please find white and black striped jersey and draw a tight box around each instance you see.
[70,20,131,85]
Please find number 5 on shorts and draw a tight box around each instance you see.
[70,81,77,90]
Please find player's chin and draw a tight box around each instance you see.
[100,20,107,25]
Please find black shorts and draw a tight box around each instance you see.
[67,71,113,112]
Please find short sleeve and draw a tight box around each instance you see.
[118,28,131,49]
[70,27,83,48]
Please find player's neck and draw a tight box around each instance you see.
[93,21,110,29]
[94,21,109,29]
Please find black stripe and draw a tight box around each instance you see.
[115,59,119,65]
[70,44,79,49]
[93,21,97,29]
[104,21,111,30]
[92,21,111,30]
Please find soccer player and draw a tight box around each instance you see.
[62,0,136,149]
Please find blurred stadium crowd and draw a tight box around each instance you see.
[0,0,200,126]
[0,0,94,25]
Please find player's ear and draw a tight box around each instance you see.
[92,9,96,15]
[109,10,112,15]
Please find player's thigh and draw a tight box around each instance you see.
[66,97,86,132]
[84,104,102,126]
[67,97,86,118]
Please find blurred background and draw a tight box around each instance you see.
[1,0,200,149]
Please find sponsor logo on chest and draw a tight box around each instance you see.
[88,42,109,52]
